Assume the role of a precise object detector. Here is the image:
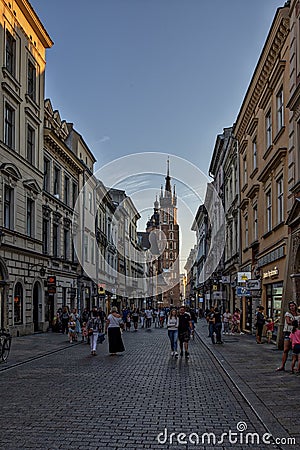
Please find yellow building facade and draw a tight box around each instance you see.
[234,5,290,335]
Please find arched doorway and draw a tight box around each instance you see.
[33,281,42,332]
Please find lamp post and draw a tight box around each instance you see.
[27,263,47,278]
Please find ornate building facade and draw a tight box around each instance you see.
[0,0,53,334]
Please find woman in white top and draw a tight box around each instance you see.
[167,309,179,357]
[105,306,125,355]
[276,301,300,371]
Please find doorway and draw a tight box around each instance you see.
[33,281,42,332]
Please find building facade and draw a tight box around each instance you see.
[285,0,300,312]
[234,4,290,335]
[0,0,53,334]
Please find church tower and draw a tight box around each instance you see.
[146,158,180,306]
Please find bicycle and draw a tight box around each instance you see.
[0,328,12,362]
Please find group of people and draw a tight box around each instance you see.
[252,301,300,374]
[204,307,244,345]
[166,306,194,359]
[82,306,126,357]
[52,305,124,357]
[53,300,300,372]
[274,301,300,373]
[121,306,198,332]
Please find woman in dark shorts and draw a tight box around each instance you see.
[276,301,300,371]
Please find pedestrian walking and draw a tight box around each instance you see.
[214,308,223,344]
[167,309,179,357]
[289,320,300,374]
[52,310,62,333]
[106,306,125,355]
[222,309,232,335]
[153,309,159,328]
[276,301,300,371]
[255,306,265,344]
[81,322,88,343]
[86,310,102,356]
[159,309,165,328]
[61,306,70,335]
[98,307,107,331]
[68,316,77,343]
[206,307,215,344]
[265,317,277,344]
[178,306,193,359]
[145,308,153,328]
[231,308,242,334]
[132,308,139,331]
[71,308,81,340]
[125,313,131,332]
[140,309,145,328]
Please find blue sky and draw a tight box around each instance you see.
[30,0,285,267]
[31,0,284,173]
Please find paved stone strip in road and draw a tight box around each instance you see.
[0,328,283,450]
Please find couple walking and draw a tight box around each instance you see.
[87,306,125,356]
[167,306,193,359]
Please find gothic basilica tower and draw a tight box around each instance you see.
[146,159,180,306]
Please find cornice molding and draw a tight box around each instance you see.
[44,129,83,175]
[257,148,287,183]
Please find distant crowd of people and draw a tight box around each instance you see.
[52,300,300,373]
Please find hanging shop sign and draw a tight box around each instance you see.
[237,272,251,283]
[47,276,56,294]
[221,276,231,284]
[236,286,251,297]
[246,279,261,290]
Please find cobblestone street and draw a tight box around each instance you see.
[0,325,296,450]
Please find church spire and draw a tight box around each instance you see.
[165,157,171,194]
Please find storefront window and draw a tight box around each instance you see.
[14,282,23,324]
[266,282,283,337]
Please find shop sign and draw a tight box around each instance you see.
[221,276,230,284]
[237,272,251,283]
[236,287,251,297]
[213,291,223,299]
[98,283,106,298]
[263,267,279,279]
[47,276,56,294]
[246,279,261,290]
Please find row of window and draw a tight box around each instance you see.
[243,87,284,185]
[6,30,37,101]
[4,102,37,164]
[42,218,75,261]
[4,183,77,261]
[164,251,176,261]
[44,157,78,207]
[4,185,35,236]
[243,177,284,247]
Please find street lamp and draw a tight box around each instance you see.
[27,263,47,278]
